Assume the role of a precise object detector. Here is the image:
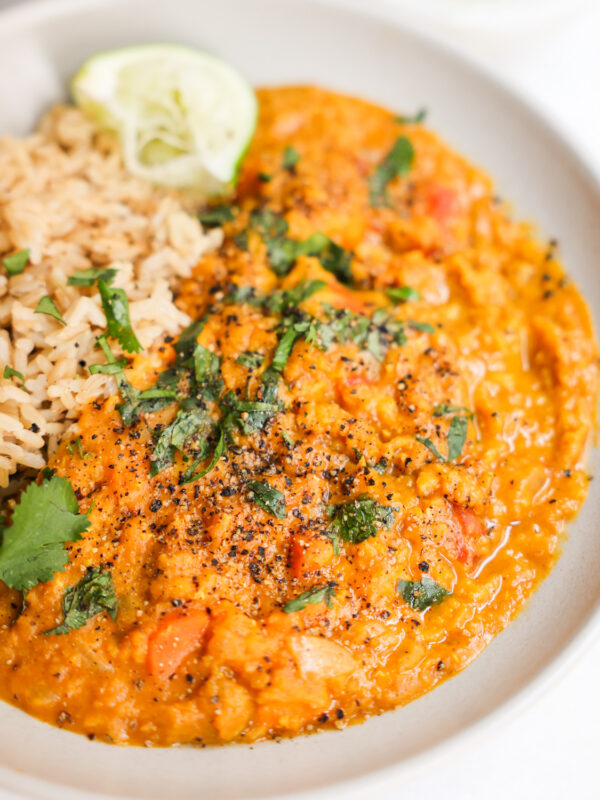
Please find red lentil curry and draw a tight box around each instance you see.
[0,87,597,746]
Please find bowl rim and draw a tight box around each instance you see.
[0,0,598,798]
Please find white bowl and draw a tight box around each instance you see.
[0,1,599,798]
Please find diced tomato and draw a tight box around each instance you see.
[450,503,485,565]
[147,607,209,681]
[289,536,333,579]
[425,184,457,224]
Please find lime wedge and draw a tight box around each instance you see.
[71,44,257,193]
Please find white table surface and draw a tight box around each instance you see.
[0,1,598,799]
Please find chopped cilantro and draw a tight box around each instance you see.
[300,232,353,285]
[97,279,142,353]
[283,581,336,613]
[327,494,396,552]
[193,345,223,400]
[3,365,25,387]
[386,286,421,303]
[433,403,471,417]
[395,108,427,124]
[235,351,265,369]
[248,210,353,282]
[397,575,449,611]
[181,426,225,484]
[247,480,286,519]
[66,436,89,460]
[2,249,29,276]
[282,145,300,170]
[281,431,295,448]
[0,473,90,592]
[409,321,435,334]
[415,436,445,461]
[45,567,117,635]
[258,172,272,183]
[67,267,117,287]
[417,414,468,463]
[369,136,415,207]
[35,296,65,325]
[447,415,468,461]
[150,409,212,476]
[197,204,236,227]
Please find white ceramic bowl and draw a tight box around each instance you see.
[0,1,599,798]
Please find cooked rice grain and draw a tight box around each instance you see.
[0,106,222,487]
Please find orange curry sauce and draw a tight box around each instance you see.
[0,87,597,746]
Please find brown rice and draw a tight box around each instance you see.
[0,105,221,488]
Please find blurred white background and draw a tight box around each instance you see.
[0,0,598,798]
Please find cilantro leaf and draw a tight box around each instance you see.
[3,365,25,387]
[416,414,468,462]
[3,249,29,276]
[264,280,326,313]
[258,172,272,183]
[415,436,445,461]
[409,321,435,334]
[97,279,142,353]
[151,409,212,476]
[45,566,117,635]
[282,145,300,170]
[0,474,90,591]
[369,136,415,207]
[35,296,65,325]
[300,232,353,285]
[235,351,265,369]
[67,267,117,287]
[271,326,302,372]
[386,286,421,303]
[395,108,427,125]
[397,575,449,611]
[181,426,226,484]
[197,204,236,227]
[433,403,471,417]
[327,494,396,552]
[193,344,223,400]
[283,581,337,613]
[447,415,468,461]
[247,480,286,519]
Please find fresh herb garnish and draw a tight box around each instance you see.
[409,321,435,334]
[150,409,212,476]
[0,473,90,591]
[247,479,286,519]
[181,426,225,484]
[3,365,25,386]
[235,351,265,369]
[45,567,117,635]
[397,575,449,611]
[2,249,29,276]
[66,436,89,460]
[395,108,427,124]
[35,296,65,325]
[327,494,396,553]
[386,286,421,303]
[433,403,471,418]
[282,145,300,170]
[417,414,468,462]
[248,210,353,282]
[446,415,468,461]
[369,136,415,207]
[283,581,337,613]
[258,172,272,183]
[97,279,142,353]
[197,204,236,227]
[67,267,117,287]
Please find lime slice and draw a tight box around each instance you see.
[71,44,257,193]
